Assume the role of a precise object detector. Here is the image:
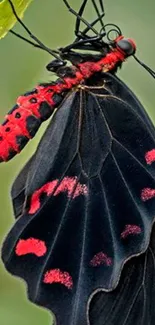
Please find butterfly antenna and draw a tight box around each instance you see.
[134,55,155,79]
[62,0,99,36]
[8,0,63,62]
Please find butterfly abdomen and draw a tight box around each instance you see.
[0,43,130,162]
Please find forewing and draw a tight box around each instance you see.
[109,73,155,133]
[11,156,34,218]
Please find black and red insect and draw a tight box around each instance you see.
[1,1,155,324]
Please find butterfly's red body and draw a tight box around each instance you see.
[0,38,133,162]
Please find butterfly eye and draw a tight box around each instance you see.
[116,38,136,56]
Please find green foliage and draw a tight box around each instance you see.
[0,0,33,38]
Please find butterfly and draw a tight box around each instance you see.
[1,1,155,325]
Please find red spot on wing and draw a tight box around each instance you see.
[145,149,155,165]
[121,224,141,239]
[43,269,73,289]
[29,177,88,214]
[90,252,112,267]
[141,188,155,201]
[54,177,88,198]
[15,238,47,257]
[29,180,58,214]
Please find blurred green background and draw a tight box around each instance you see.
[0,0,155,324]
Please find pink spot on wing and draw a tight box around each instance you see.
[29,176,88,214]
[54,176,88,198]
[90,252,112,267]
[15,238,47,257]
[121,224,141,239]
[43,269,73,289]
[141,188,155,201]
[145,149,155,165]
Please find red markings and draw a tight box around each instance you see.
[0,138,16,161]
[121,224,141,239]
[0,40,130,163]
[15,238,47,257]
[90,252,112,267]
[54,177,88,198]
[79,50,125,78]
[141,187,155,201]
[29,177,88,214]
[145,149,155,165]
[43,269,73,289]
[29,180,57,214]
[0,86,56,161]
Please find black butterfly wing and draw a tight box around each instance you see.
[2,74,155,325]
[3,92,94,325]
[89,223,155,325]
[110,73,155,133]
[11,156,34,219]
[11,92,79,218]
[11,73,155,218]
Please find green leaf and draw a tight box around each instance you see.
[0,0,33,39]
